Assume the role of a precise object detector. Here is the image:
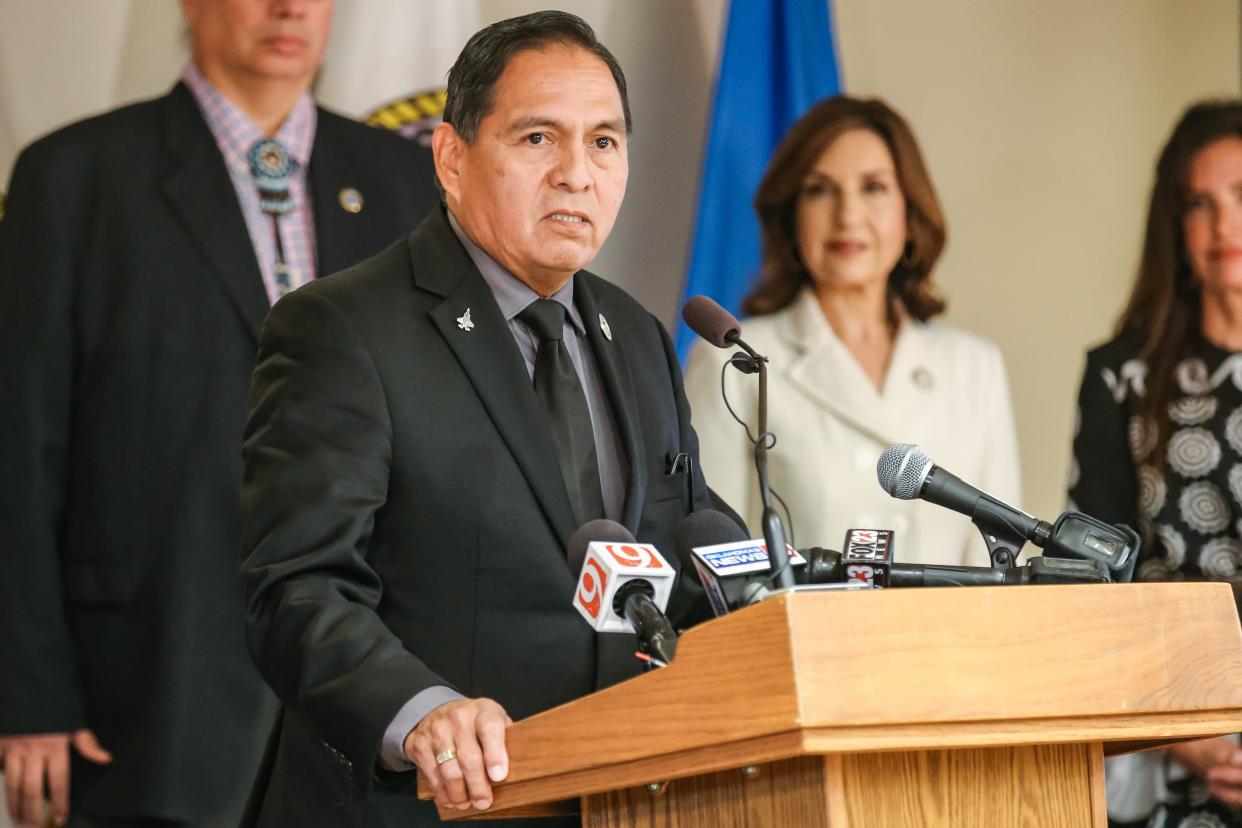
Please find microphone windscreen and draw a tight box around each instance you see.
[673,509,748,570]
[876,443,933,500]
[567,519,634,572]
[682,295,741,348]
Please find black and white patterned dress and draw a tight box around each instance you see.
[1072,332,1242,828]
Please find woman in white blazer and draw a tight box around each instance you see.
[684,96,1021,566]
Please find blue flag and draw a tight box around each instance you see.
[676,0,841,360]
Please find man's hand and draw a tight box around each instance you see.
[404,698,511,812]
[0,730,112,827]
[1169,736,1242,807]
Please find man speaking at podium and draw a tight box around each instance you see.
[238,11,717,826]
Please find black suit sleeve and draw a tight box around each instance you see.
[0,145,89,734]
[240,287,450,793]
[1068,352,1140,532]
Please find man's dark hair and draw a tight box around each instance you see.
[443,10,631,143]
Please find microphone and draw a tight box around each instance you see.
[804,547,1112,586]
[567,519,633,570]
[674,510,747,612]
[681,296,795,590]
[876,443,1140,575]
[805,528,1111,586]
[876,443,1050,567]
[568,520,679,664]
[682,295,742,348]
[674,510,808,615]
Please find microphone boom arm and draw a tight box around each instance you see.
[725,331,796,590]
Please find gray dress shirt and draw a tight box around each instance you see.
[379,210,629,771]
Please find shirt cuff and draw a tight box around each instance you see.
[379,685,468,772]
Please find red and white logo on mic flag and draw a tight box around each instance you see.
[572,541,674,633]
[576,557,607,619]
[604,543,667,571]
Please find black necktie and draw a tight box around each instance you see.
[517,299,606,526]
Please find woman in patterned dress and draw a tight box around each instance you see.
[1071,100,1242,828]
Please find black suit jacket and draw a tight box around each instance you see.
[238,207,715,827]
[0,82,438,821]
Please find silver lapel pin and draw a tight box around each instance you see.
[598,313,612,341]
[456,308,474,332]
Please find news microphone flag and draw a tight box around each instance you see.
[840,528,895,588]
[690,538,807,616]
[573,541,675,633]
[675,0,841,360]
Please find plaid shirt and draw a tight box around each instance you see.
[181,62,318,304]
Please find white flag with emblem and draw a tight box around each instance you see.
[315,0,481,146]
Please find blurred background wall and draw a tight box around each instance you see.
[0,0,1237,533]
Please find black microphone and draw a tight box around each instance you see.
[802,547,1112,586]
[681,295,742,347]
[801,547,1001,585]
[682,295,795,590]
[567,519,634,572]
[876,443,1051,567]
[681,295,769,381]
[674,509,783,614]
[567,519,679,664]
[673,510,749,569]
[875,444,1140,576]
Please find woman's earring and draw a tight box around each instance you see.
[900,242,917,268]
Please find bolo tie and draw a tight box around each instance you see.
[248,138,297,296]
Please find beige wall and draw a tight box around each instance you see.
[0,0,1237,528]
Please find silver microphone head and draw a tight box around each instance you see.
[877,443,934,500]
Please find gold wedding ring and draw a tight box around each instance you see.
[435,747,457,765]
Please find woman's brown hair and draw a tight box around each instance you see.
[742,95,947,323]
[1116,100,1242,452]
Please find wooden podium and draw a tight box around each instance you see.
[422,583,1242,826]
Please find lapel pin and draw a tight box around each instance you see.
[338,187,364,214]
[598,313,612,341]
[456,308,474,332]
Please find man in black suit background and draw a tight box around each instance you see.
[238,11,719,827]
[0,1,438,825]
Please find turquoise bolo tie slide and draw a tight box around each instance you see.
[249,138,294,216]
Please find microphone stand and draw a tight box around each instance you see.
[726,332,796,591]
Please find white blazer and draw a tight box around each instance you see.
[684,288,1022,566]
